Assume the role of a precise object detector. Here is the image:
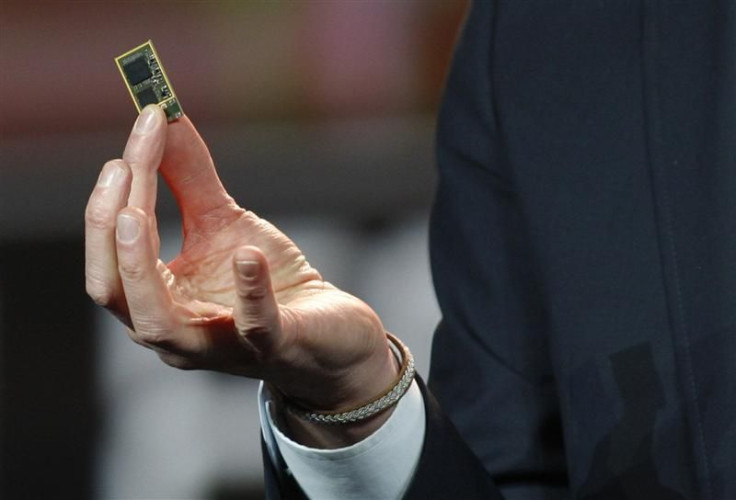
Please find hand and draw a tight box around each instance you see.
[85,105,397,445]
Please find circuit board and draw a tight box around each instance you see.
[115,40,182,122]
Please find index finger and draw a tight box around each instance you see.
[122,105,167,213]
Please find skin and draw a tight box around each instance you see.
[85,105,398,448]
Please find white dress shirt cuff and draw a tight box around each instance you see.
[259,379,425,499]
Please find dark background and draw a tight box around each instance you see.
[1,1,467,498]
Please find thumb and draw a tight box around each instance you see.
[232,246,285,359]
[160,115,234,226]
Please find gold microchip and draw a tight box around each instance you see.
[115,40,183,122]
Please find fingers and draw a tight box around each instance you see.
[86,104,165,314]
[123,105,167,214]
[232,246,286,359]
[115,206,179,347]
[160,115,236,226]
[85,159,132,310]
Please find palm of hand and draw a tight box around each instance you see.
[158,206,385,397]
[158,143,382,391]
[166,210,315,317]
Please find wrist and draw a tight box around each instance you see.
[281,399,397,449]
[274,335,401,449]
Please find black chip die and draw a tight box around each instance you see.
[136,87,158,108]
[123,56,153,86]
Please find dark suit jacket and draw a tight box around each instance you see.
[266,1,735,498]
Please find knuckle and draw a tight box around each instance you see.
[158,353,197,370]
[238,324,272,338]
[125,316,169,345]
[242,210,259,224]
[123,140,146,166]
[237,285,267,301]
[85,279,116,307]
[117,260,146,282]
[133,324,167,346]
[85,199,113,231]
[126,328,163,349]
[126,329,146,346]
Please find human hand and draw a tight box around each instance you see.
[85,106,397,445]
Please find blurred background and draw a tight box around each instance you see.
[1,1,468,498]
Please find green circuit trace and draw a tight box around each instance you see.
[115,40,183,122]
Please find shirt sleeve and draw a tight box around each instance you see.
[258,380,426,500]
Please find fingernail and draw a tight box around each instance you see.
[237,260,259,280]
[98,162,125,188]
[134,106,158,133]
[117,214,140,242]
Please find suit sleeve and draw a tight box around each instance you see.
[420,1,569,499]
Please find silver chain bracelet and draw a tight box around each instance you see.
[282,333,415,425]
